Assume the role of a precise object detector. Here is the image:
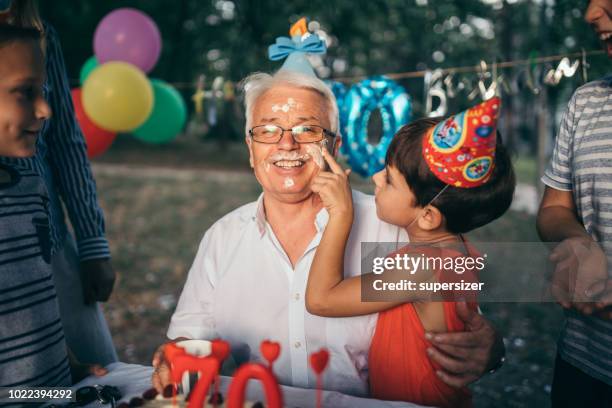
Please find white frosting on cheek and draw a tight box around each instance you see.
[283,177,295,189]
[304,145,323,168]
[304,140,327,168]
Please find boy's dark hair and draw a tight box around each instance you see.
[386,117,516,234]
[0,24,41,48]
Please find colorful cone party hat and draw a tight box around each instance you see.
[268,17,326,77]
[422,97,501,188]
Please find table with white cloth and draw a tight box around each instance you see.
[73,363,432,408]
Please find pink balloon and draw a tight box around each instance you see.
[93,8,161,73]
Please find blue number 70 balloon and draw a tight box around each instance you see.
[327,76,412,177]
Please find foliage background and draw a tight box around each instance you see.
[42,0,610,156]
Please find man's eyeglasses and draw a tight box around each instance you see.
[248,124,335,144]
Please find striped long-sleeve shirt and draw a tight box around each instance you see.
[0,22,110,261]
[542,75,612,386]
[0,163,71,389]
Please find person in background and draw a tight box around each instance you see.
[0,0,117,365]
[537,1,612,406]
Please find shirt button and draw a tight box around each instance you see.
[294,293,300,301]
[294,341,302,349]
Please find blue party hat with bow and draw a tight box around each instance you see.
[268,17,326,77]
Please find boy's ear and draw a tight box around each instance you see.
[417,205,444,231]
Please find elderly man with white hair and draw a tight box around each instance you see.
[150,68,505,399]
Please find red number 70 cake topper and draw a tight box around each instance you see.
[164,340,330,408]
[165,340,283,408]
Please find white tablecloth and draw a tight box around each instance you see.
[73,363,431,408]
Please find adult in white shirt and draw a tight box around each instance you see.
[151,71,505,396]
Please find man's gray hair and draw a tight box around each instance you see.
[241,71,339,136]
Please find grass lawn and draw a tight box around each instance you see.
[93,140,557,407]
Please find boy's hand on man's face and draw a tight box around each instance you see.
[310,148,353,222]
[80,259,116,304]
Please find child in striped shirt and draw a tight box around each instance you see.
[0,24,105,389]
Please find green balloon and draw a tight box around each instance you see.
[133,79,187,144]
[80,56,99,85]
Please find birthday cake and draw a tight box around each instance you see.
[128,339,287,408]
[130,336,328,408]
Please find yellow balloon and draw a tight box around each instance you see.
[82,62,154,132]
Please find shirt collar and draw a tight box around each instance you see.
[314,207,329,233]
[252,193,267,236]
[249,193,329,236]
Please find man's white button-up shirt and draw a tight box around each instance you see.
[168,190,407,396]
